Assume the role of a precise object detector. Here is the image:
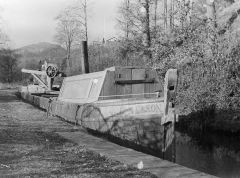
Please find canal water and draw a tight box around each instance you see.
[164,130,240,178]
[88,119,240,177]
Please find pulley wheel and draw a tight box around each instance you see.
[46,64,58,78]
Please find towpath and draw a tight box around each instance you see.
[0,89,154,177]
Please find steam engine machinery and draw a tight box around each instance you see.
[21,61,65,93]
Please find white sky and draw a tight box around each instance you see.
[0,0,120,48]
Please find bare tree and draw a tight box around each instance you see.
[54,0,89,72]
[139,0,152,64]
[117,0,153,64]
[125,0,130,39]
[0,17,10,48]
[0,32,9,48]
[153,0,158,35]
[83,0,88,42]
[117,0,142,65]
[0,49,20,83]
[169,0,175,31]
[140,0,151,48]
[71,0,89,41]
[164,0,168,31]
[206,0,218,71]
[117,0,142,39]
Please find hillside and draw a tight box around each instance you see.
[17,42,67,70]
[17,42,83,75]
[19,42,62,54]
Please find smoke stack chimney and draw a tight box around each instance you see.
[81,41,89,74]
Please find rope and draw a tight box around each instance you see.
[74,105,81,126]
[46,97,54,118]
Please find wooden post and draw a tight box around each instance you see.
[163,69,178,124]
[81,41,90,74]
[172,113,176,163]
[47,77,53,91]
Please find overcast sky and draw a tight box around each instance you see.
[0,0,120,48]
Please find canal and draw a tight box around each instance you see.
[163,129,240,178]
[95,121,240,178]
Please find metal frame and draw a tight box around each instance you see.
[21,68,53,91]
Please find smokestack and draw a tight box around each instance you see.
[81,41,90,74]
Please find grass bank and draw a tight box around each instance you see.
[0,82,20,90]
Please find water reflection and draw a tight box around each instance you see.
[164,130,240,178]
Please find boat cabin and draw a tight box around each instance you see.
[58,66,163,103]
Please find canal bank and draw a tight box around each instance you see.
[57,130,216,178]
[17,90,218,177]
[0,89,156,177]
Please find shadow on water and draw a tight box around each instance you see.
[172,107,240,177]
[174,127,240,178]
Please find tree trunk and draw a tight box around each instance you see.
[207,0,218,71]
[126,0,130,39]
[170,0,174,31]
[164,0,168,31]
[126,0,130,65]
[84,0,88,42]
[142,0,151,64]
[154,0,158,36]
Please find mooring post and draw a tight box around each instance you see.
[162,69,178,153]
[47,77,53,91]
[163,69,178,124]
[81,41,90,74]
[172,114,176,163]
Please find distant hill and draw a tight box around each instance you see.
[17,42,67,70]
[19,42,63,54]
[17,42,82,75]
